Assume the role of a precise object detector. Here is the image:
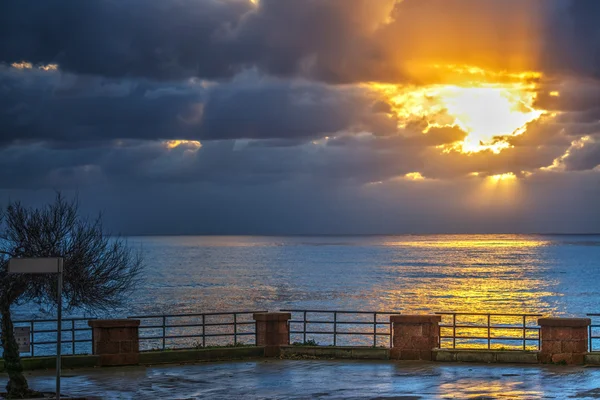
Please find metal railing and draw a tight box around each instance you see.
[0,317,95,357]
[588,314,600,352]
[282,309,402,347]
[128,311,267,351]
[437,312,542,351]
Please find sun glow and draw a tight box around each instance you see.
[438,86,543,153]
[488,172,517,183]
[369,66,545,154]
[164,140,202,150]
[404,172,425,181]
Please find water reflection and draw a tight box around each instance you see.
[17,234,600,320]
[374,239,557,316]
[438,375,542,399]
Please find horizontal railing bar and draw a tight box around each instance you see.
[440,335,540,341]
[440,325,540,330]
[13,317,97,323]
[587,314,600,317]
[282,310,401,314]
[436,312,543,317]
[440,348,539,352]
[164,333,254,339]
[148,322,255,329]
[32,328,92,334]
[290,331,390,336]
[289,320,391,325]
[139,333,255,340]
[128,311,267,319]
[138,322,255,330]
[31,339,93,345]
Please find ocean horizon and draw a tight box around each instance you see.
[15,234,600,320]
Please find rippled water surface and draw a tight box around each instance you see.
[111,234,600,317]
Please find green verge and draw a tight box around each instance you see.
[0,355,101,372]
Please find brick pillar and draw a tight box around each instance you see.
[253,312,291,357]
[390,315,441,361]
[88,319,140,366]
[539,317,590,365]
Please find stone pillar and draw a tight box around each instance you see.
[88,319,140,366]
[539,317,590,365]
[253,312,291,357]
[390,315,441,361]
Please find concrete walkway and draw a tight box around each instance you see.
[2,360,600,399]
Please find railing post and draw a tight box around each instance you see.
[303,311,307,344]
[202,314,206,347]
[254,312,291,357]
[539,317,591,365]
[373,313,377,347]
[71,320,76,355]
[88,319,140,366]
[390,319,393,349]
[162,316,166,351]
[522,315,527,351]
[487,314,491,350]
[390,315,441,361]
[333,312,337,347]
[234,313,238,345]
[452,314,456,349]
[30,321,35,357]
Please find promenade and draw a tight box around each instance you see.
[4,359,600,399]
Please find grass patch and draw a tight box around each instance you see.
[193,342,254,350]
[292,339,319,347]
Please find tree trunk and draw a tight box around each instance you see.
[1,302,31,398]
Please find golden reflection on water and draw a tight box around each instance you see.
[384,238,549,248]
[375,236,558,317]
[439,378,542,399]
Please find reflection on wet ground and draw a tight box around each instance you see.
[3,360,600,399]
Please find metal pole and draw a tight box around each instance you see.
[30,321,35,357]
[523,315,527,351]
[333,312,337,347]
[233,313,237,345]
[56,265,63,399]
[373,313,377,347]
[303,311,307,344]
[71,320,76,355]
[452,314,456,349]
[162,316,166,351]
[202,314,206,347]
[487,314,491,350]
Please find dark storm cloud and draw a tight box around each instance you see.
[0,0,253,80]
[3,0,599,83]
[561,139,600,171]
[198,78,397,140]
[0,67,398,146]
[0,66,205,146]
[0,0,394,82]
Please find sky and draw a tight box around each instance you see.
[2,0,600,235]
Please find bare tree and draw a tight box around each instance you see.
[0,194,142,398]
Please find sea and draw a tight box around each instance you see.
[111,234,600,318]
[9,233,600,354]
[13,234,600,319]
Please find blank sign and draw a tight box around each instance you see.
[14,327,31,353]
[8,258,63,274]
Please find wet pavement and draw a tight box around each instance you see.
[2,359,600,399]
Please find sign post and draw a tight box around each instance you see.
[8,258,64,399]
